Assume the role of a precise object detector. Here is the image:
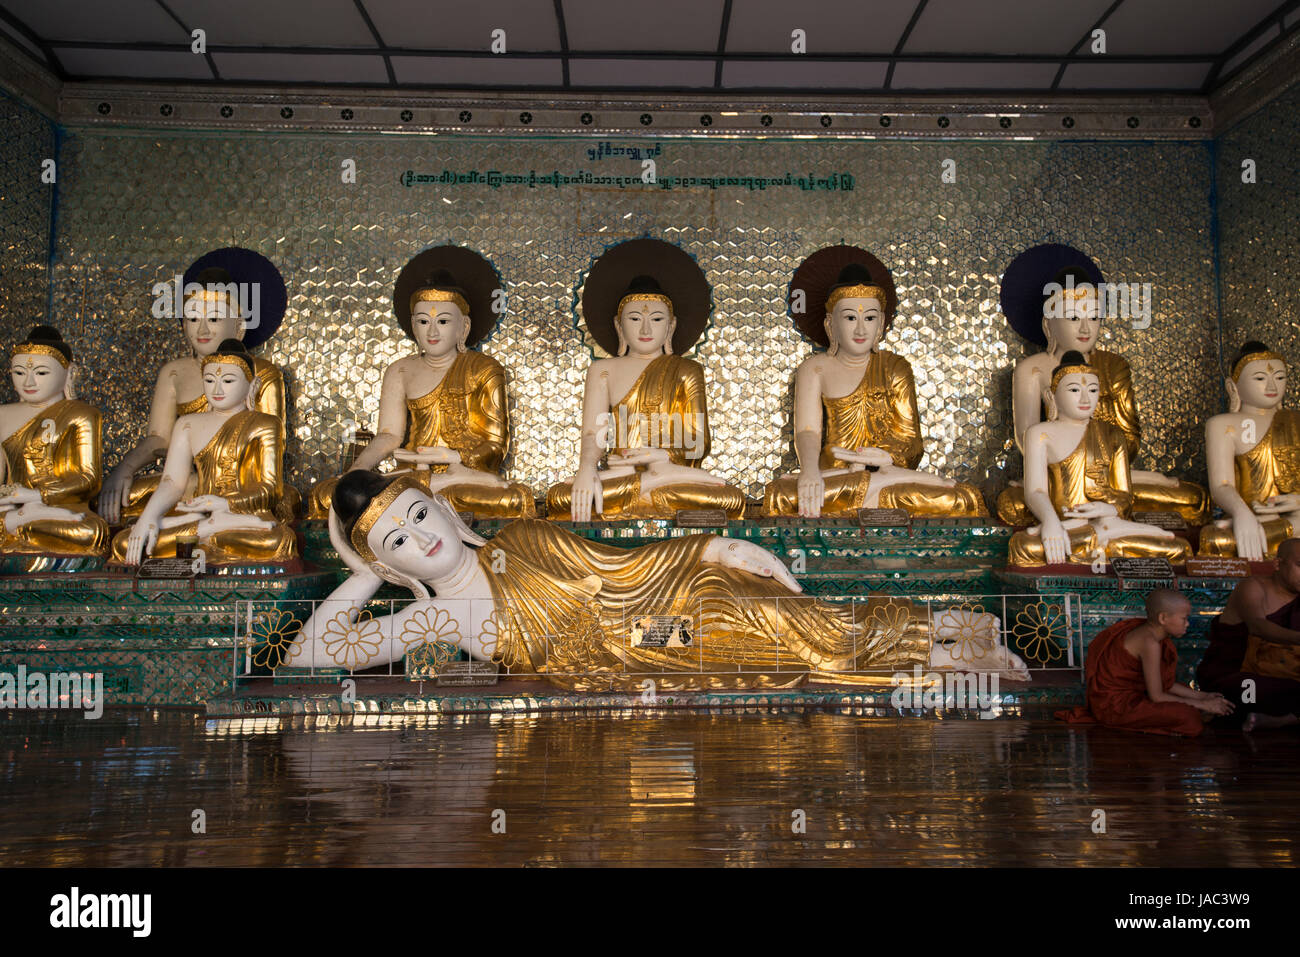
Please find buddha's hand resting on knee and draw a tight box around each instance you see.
[702,538,801,593]
[125,520,160,566]
[1230,508,1269,561]
[796,471,825,519]
[1039,517,1070,565]
[569,465,603,522]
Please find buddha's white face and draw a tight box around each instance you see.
[617,300,673,357]
[203,361,253,411]
[183,298,244,357]
[10,353,67,404]
[1053,372,1101,422]
[365,487,467,581]
[825,296,884,358]
[412,301,469,358]
[1236,358,1287,410]
[1043,288,1100,355]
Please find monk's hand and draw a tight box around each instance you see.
[1200,693,1234,716]
[125,520,160,566]
[796,471,825,519]
[1232,509,1269,561]
[570,465,601,523]
[704,538,802,593]
[1040,518,1070,565]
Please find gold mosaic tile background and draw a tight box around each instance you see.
[4,126,1227,498]
[1217,82,1300,376]
[0,92,53,347]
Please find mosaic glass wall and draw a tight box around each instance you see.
[9,128,1226,497]
[0,90,53,344]
[1216,82,1300,374]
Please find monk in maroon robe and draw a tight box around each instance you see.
[1058,589,1233,735]
[1197,538,1300,731]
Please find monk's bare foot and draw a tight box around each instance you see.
[1243,712,1300,732]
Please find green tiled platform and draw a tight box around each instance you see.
[996,566,1253,683]
[12,519,1254,712]
[0,570,338,705]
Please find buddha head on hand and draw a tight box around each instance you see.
[10,325,75,404]
[1226,340,1287,414]
[1041,265,1100,357]
[614,276,676,357]
[823,263,888,359]
[410,269,472,358]
[1042,350,1100,423]
[201,339,260,412]
[183,266,248,358]
[331,469,487,596]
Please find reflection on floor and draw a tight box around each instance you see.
[1,708,1296,866]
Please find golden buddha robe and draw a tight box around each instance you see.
[762,350,987,518]
[110,409,297,565]
[1198,409,1300,558]
[998,350,1208,524]
[308,351,536,520]
[478,519,927,690]
[0,400,109,556]
[124,356,301,521]
[1007,418,1192,566]
[546,354,746,520]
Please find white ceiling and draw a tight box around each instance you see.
[0,0,1294,93]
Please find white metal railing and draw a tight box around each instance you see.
[232,592,1082,686]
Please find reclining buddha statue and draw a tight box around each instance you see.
[281,469,930,690]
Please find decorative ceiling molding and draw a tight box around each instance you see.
[0,28,59,116]
[1210,27,1300,133]
[53,83,1211,139]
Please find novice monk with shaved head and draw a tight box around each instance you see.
[1197,538,1300,731]
[1057,588,1234,735]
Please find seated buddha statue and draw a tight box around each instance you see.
[307,268,535,520]
[998,260,1208,525]
[1199,342,1300,560]
[546,274,746,521]
[112,339,296,566]
[1007,351,1192,567]
[0,326,109,561]
[98,265,300,525]
[762,262,986,519]
[281,469,929,690]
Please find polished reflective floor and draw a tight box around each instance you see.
[1,708,1296,866]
